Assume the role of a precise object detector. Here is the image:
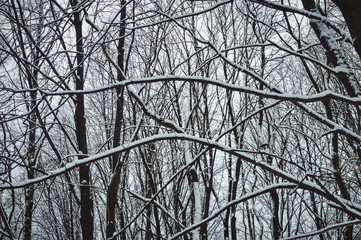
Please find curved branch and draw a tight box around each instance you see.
[169,183,297,240]
[6,75,361,105]
[280,219,361,240]
[2,133,361,217]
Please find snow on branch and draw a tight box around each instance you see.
[280,219,361,240]
[7,76,361,105]
[2,133,361,217]
[249,0,352,43]
[169,183,298,240]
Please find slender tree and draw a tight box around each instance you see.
[70,0,93,238]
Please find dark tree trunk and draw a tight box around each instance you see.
[301,0,360,98]
[106,1,126,239]
[270,189,280,240]
[332,0,361,60]
[23,57,37,240]
[71,1,94,239]
[8,1,40,238]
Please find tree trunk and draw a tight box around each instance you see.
[71,1,93,239]
[106,1,126,239]
[24,137,35,240]
[301,0,360,98]
[331,0,361,60]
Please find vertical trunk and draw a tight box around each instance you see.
[145,180,152,239]
[310,192,325,240]
[139,142,162,239]
[192,181,202,240]
[200,151,213,240]
[323,99,353,239]
[223,154,231,240]
[331,0,361,60]
[24,51,38,240]
[301,0,360,98]
[106,170,121,239]
[106,2,126,239]
[229,105,244,240]
[270,189,280,240]
[24,60,39,240]
[184,141,201,240]
[9,1,40,238]
[258,44,281,239]
[24,106,36,240]
[71,1,93,239]
[199,87,211,240]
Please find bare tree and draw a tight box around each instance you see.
[1,0,361,239]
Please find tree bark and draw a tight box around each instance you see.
[106,1,126,239]
[301,0,360,97]
[71,1,94,239]
[331,0,361,60]
[301,1,355,238]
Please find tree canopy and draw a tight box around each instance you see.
[1,0,361,239]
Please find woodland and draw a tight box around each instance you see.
[1,0,361,239]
